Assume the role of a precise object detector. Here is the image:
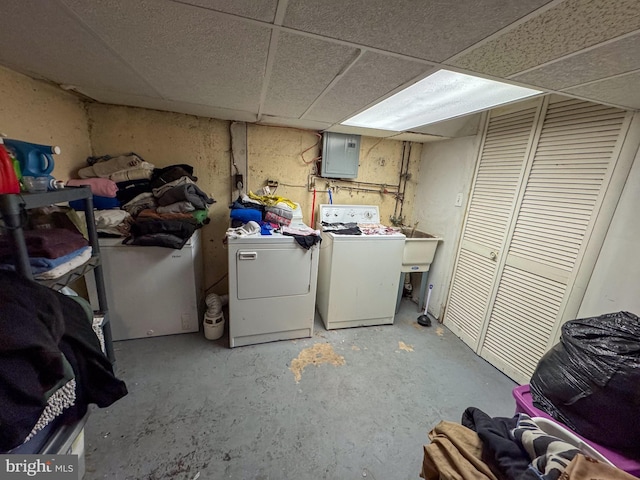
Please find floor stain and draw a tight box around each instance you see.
[436,327,444,337]
[351,345,360,351]
[398,341,414,352]
[412,322,423,330]
[290,343,346,383]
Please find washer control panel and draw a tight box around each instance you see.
[318,204,380,224]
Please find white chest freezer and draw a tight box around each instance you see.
[87,231,204,341]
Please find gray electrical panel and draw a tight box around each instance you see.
[320,132,361,178]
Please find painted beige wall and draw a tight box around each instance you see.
[87,104,418,295]
[86,103,231,294]
[0,66,91,179]
[247,125,420,227]
[410,134,481,319]
[578,140,640,317]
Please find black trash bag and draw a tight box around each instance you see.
[530,311,640,453]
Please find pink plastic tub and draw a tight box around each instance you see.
[513,384,640,477]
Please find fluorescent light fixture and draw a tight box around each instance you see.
[342,70,541,131]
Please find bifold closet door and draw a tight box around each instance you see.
[477,97,629,384]
[444,101,542,349]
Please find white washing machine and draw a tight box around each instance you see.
[315,204,405,330]
[227,212,320,347]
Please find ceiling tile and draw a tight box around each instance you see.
[283,0,550,62]
[258,115,331,131]
[0,0,153,96]
[174,0,278,22]
[80,87,258,122]
[564,71,640,109]
[63,0,270,111]
[512,33,640,90]
[262,32,359,118]
[304,52,433,123]
[449,0,640,77]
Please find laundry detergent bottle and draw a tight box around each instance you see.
[3,138,59,178]
[0,138,20,194]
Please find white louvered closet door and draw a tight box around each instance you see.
[444,101,541,349]
[478,97,629,384]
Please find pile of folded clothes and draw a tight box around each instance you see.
[67,154,215,249]
[227,191,321,250]
[0,224,91,280]
[229,191,296,228]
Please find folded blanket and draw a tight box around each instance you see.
[116,179,152,205]
[265,205,293,220]
[0,228,88,259]
[156,184,214,209]
[150,165,197,190]
[122,192,157,217]
[66,178,118,197]
[69,195,120,211]
[152,176,195,198]
[138,209,206,225]
[78,154,146,178]
[109,167,154,183]
[130,219,196,240]
[230,208,262,223]
[157,201,195,214]
[34,247,93,280]
[0,246,92,274]
[264,211,291,226]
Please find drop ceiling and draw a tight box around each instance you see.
[0,0,638,141]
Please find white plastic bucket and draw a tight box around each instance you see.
[203,311,225,340]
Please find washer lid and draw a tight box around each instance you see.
[318,204,380,224]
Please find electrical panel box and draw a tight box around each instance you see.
[320,132,360,178]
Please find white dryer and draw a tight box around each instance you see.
[227,212,320,347]
[315,204,405,330]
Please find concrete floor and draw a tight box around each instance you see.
[84,299,517,480]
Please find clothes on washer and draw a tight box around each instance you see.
[284,233,321,250]
[247,191,297,209]
[321,222,362,235]
[264,210,291,226]
[230,208,262,224]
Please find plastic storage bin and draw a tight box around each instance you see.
[513,384,640,477]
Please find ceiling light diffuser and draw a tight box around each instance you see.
[342,70,541,131]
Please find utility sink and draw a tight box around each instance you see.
[400,229,442,272]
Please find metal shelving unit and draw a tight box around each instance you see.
[0,186,114,361]
[1,187,115,463]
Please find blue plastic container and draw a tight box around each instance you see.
[3,138,59,178]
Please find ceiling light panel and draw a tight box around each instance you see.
[342,70,541,130]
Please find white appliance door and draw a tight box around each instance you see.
[91,240,200,340]
[236,246,313,300]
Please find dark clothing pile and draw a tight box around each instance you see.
[421,407,635,480]
[71,156,214,249]
[0,271,128,452]
[123,164,214,249]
